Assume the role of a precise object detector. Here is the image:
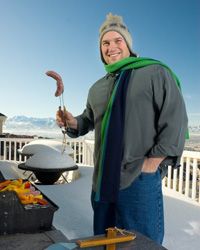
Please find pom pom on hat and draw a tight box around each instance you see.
[99,13,137,60]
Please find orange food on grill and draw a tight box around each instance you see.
[0,179,48,206]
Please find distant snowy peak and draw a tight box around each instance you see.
[5,115,57,129]
[3,116,61,138]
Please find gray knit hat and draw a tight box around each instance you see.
[99,13,137,62]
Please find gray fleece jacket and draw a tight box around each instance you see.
[67,65,188,191]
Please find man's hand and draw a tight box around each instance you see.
[56,106,78,130]
[141,157,165,173]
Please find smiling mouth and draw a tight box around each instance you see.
[108,53,120,57]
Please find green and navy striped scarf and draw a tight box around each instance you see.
[95,57,189,202]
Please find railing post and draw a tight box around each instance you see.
[191,158,197,201]
[178,156,184,194]
[14,141,17,161]
[3,141,6,161]
[82,141,86,165]
[8,141,12,160]
[185,157,190,197]
[172,168,178,191]
[167,166,172,189]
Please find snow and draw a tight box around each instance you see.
[162,188,200,249]
[18,139,75,169]
[0,160,200,250]
[25,150,75,169]
[18,139,73,155]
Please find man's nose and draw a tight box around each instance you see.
[108,41,117,50]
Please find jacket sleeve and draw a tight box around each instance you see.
[148,66,188,166]
[66,96,94,138]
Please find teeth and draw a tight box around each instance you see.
[109,53,119,57]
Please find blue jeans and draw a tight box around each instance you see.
[91,169,164,244]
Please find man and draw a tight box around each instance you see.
[56,13,188,244]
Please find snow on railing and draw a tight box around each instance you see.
[0,137,199,203]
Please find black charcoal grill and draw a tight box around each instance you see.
[18,162,78,184]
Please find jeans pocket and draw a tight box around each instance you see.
[141,170,157,176]
[140,168,160,178]
[138,169,162,192]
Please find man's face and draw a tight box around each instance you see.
[101,31,130,64]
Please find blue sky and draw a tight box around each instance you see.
[0,0,199,125]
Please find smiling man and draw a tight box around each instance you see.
[56,13,188,245]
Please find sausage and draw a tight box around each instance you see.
[46,70,64,97]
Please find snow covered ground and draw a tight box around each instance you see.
[0,161,200,250]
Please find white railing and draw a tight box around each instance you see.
[163,150,200,203]
[0,137,94,166]
[0,138,35,162]
[67,138,94,166]
[0,137,199,203]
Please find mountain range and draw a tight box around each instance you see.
[3,115,200,138]
[3,115,61,138]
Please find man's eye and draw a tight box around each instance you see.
[116,39,123,43]
[102,42,109,46]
